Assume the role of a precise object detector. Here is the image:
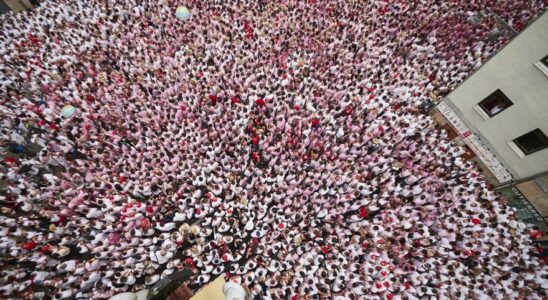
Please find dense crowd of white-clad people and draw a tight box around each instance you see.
[0,0,547,299]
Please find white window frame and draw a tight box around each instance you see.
[508,129,548,157]
[534,61,548,77]
[507,141,526,158]
[473,104,491,120]
[474,89,513,120]
[534,55,548,77]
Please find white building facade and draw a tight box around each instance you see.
[439,12,548,184]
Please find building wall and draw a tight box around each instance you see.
[0,0,11,15]
[446,12,548,180]
[2,0,33,13]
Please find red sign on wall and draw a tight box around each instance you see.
[461,131,472,139]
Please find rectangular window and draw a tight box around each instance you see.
[513,129,548,155]
[478,89,513,117]
[541,55,548,68]
[535,55,548,77]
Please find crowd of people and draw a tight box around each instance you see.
[1,0,547,299]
